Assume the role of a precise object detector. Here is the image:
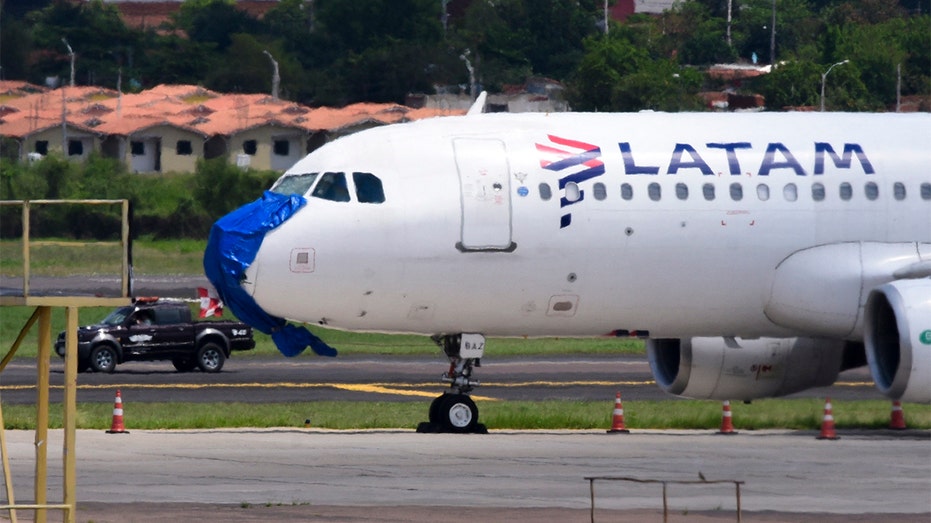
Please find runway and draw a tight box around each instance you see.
[1,428,928,522]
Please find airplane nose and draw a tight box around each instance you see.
[203,190,336,357]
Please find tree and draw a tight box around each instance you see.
[27,0,140,87]
[173,0,259,51]
[567,33,702,112]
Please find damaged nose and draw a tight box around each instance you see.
[203,191,336,358]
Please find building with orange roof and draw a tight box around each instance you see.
[1,82,465,173]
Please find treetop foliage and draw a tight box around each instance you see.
[1,0,928,111]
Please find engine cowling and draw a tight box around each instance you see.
[864,280,931,403]
[647,337,849,401]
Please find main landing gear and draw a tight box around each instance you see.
[416,333,488,434]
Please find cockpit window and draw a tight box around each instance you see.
[312,172,350,202]
[353,172,385,203]
[271,172,319,196]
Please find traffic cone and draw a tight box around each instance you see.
[816,397,839,440]
[716,400,738,435]
[106,389,129,434]
[607,392,630,433]
[889,401,906,430]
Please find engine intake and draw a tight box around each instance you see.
[647,337,850,401]
[864,280,931,403]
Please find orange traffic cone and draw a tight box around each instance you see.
[716,400,738,435]
[816,397,839,440]
[106,389,129,434]
[607,392,630,433]
[889,401,906,430]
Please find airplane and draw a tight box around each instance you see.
[204,99,931,433]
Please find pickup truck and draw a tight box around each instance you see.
[55,298,255,373]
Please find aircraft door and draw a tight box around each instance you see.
[453,138,516,252]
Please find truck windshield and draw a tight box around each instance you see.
[100,307,133,326]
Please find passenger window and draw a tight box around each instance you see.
[621,183,633,201]
[729,183,743,201]
[565,182,581,203]
[593,182,607,201]
[757,184,770,201]
[539,183,552,201]
[675,183,688,200]
[784,183,798,202]
[839,182,852,201]
[312,172,350,202]
[702,183,715,201]
[812,183,825,201]
[865,182,879,201]
[922,183,931,200]
[648,182,661,201]
[893,182,906,201]
[353,172,385,203]
[272,172,319,196]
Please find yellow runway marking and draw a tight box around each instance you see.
[0,380,874,400]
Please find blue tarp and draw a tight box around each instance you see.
[203,191,337,358]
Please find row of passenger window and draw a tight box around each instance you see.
[539,181,931,203]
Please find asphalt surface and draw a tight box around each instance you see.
[1,429,928,522]
[0,354,879,406]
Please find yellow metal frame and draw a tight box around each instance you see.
[1,200,132,523]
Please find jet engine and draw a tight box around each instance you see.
[864,280,931,403]
[647,337,852,401]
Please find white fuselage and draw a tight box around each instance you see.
[245,112,930,339]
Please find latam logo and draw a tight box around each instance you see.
[536,135,605,228]
[537,136,876,228]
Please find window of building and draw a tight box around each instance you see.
[702,183,715,201]
[893,182,906,201]
[839,182,852,201]
[353,172,385,203]
[176,140,193,156]
[67,140,83,156]
[243,140,257,155]
[539,183,552,201]
[131,141,144,156]
[757,183,770,201]
[311,171,350,202]
[648,182,661,201]
[784,183,798,202]
[593,182,607,201]
[921,183,931,200]
[675,183,688,200]
[621,183,633,201]
[865,182,879,201]
[812,183,825,201]
[273,139,290,156]
[34,141,49,155]
[729,182,743,201]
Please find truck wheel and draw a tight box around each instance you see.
[196,343,226,373]
[89,345,117,373]
[172,358,197,372]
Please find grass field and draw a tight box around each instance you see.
[2,398,929,431]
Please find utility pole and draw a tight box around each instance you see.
[262,50,280,101]
[726,0,732,47]
[62,38,75,87]
[820,59,849,112]
[769,0,776,65]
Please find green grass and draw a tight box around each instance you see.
[0,238,207,277]
[2,399,928,431]
[0,302,645,359]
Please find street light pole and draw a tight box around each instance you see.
[820,59,849,112]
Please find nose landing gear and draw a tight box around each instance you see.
[416,334,488,434]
